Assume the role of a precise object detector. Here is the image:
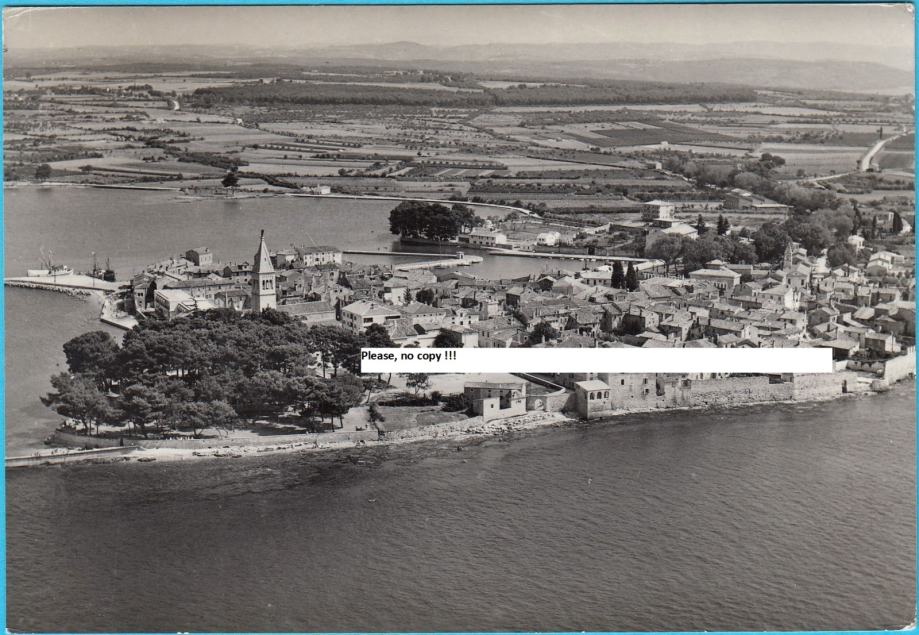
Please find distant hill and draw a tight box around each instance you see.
[5,41,914,94]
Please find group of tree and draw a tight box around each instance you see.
[432,330,464,348]
[34,163,52,181]
[43,309,398,439]
[609,260,640,291]
[661,153,840,214]
[643,204,865,274]
[388,201,483,242]
[526,321,559,346]
[190,80,756,110]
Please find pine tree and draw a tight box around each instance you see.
[695,214,707,235]
[611,260,625,289]
[625,262,639,291]
[716,215,729,236]
[892,211,904,234]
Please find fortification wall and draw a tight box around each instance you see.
[792,372,856,400]
[688,376,791,407]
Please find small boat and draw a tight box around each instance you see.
[28,248,72,277]
[85,255,116,282]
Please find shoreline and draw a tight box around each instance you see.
[10,381,909,469]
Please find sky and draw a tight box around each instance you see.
[3,3,914,50]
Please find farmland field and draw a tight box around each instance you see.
[877,150,915,172]
[759,142,866,176]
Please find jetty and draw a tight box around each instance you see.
[393,255,483,271]
[5,273,120,292]
[343,249,462,258]
[6,446,136,468]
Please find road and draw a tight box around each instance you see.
[794,131,913,188]
[859,132,910,172]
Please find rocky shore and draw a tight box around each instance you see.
[11,379,912,469]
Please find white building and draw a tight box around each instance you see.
[341,300,402,333]
[641,200,676,222]
[688,267,741,294]
[464,228,508,247]
[537,231,562,246]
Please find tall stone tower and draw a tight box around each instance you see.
[782,241,795,272]
[252,229,277,312]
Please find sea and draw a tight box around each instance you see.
[4,186,917,631]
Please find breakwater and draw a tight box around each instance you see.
[3,280,93,297]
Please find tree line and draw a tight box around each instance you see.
[189,80,757,109]
[643,205,868,275]
[388,201,483,241]
[43,310,397,439]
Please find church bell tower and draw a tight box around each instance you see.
[252,229,277,312]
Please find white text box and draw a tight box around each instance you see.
[360,348,834,374]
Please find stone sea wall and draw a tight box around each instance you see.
[576,370,889,420]
[690,376,793,407]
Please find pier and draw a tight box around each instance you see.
[342,249,483,270]
[5,274,120,292]
[393,255,483,271]
[343,249,463,258]
[6,446,137,468]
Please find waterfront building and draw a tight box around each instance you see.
[154,288,215,319]
[129,272,158,314]
[462,227,508,247]
[464,381,527,422]
[163,276,241,304]
[573,379,613,419]
[296,245,343,267]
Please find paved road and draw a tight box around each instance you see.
[859,133,910,172]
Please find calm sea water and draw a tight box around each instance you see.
[3,186,558,279]
[0,185,576,453]
[7,389,916,632]
[4,186,917,631]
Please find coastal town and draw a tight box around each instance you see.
[4,6,917,635]
[2,24,915,463]
[12,177,915,464]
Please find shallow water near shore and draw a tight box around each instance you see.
[7,384,915,632]
[4,185,916,631]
